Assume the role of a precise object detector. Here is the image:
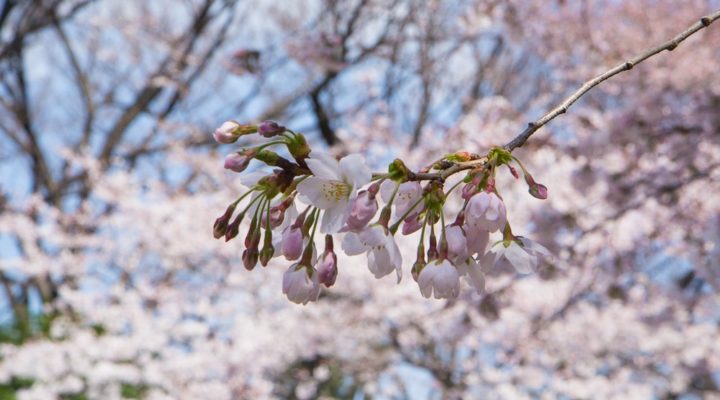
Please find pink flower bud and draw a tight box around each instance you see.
[224,212,244,242]
[529,182,548,200]
[258,120,286,137]
[259,244,274,267]
[213,204,237,239]
[213,121,242,144]
[263,197,293,229]
[401,212,423,235]
[461,183,478,200]
[508,165,519,179]
[461,175,483,200]
[224,150,254,172]
[242,248,259,270]
[346,190,378,231]
[524,174,548,199]
[485,177,495,193]
[316,251,337,287]
[281,226,304,261]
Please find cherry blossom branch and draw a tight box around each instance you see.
[503,9,720,152]
[392,10,720,182]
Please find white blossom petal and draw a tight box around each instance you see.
[297,177,350,209]
[305,153,341,180]
[503,242,536,274]
[339,154,371,189]
[341,232,368,255]
[320,202,349,234]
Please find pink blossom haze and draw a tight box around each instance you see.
[1,1,720,399]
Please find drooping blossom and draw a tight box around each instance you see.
[481,237,552,274]
[464,191,506,233]
[465,228,489,256]
[456,259,485,294]
[417,259,460,299]
[282,264,321,305]
[316,250,338,288]
[296,152,371,233]
[380,180,423,222]
[281,226,304,261]
[443,225,468,263]
[345,189,378,232]
[341,225,402,282]
[401,212,424,235]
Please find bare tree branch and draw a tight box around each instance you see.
[503,10,720,152]
[372,9,720,181]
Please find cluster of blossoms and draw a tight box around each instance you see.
[212,120,551,304]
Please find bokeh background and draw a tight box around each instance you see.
[1,0,720,399]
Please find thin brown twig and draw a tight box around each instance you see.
[503,10,720,152]
[374,10,720,181]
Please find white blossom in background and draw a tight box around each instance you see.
[2,0,720,399]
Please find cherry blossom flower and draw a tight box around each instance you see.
[465,228,489,256]
[401,212,423,235]
[341,225,402,282]
[345,189,378,232]
[443,225,469,263]
[482,237,552,274]
[297,152,371,233]
[281,226,304,260]
[456,259,485,294]
[316,251,338,287]
[282,264,321,305]
[465,192,507,233]
[380,181,422,221]
[417,259,460,299]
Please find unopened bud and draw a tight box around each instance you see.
[411,259,426,282]
[213,203,237,239]
[259,244,275,267]
[281,226,304,260]
[224,149,256,172]
[258,120,286,137]
[317,239,338,288]
[242,248,259,270]
[224,211,245,242]
[401,212,423,235]
[529,183,548,199]
[461,182,478,200]
[213,121,257,144]
[485,177,495,193]
[287,133,311,162]
[388,159,411,182]
[524,174,548,200]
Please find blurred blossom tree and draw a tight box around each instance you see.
[1,0,720,399]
